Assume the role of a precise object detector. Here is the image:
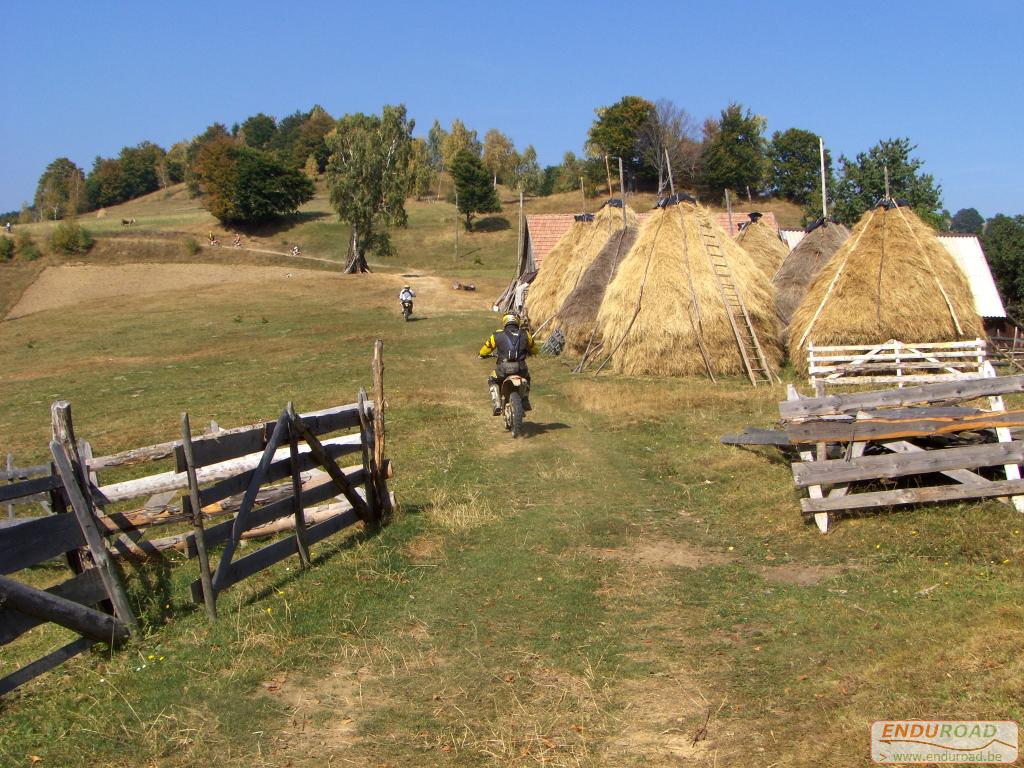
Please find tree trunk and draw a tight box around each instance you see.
[465,213,473,232]
[344,226,371,273]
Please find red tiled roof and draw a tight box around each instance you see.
[526,210,780,268]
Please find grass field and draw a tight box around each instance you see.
[1,190,1020,767]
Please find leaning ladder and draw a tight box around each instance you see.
[697,212,775,386]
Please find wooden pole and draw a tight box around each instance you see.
[617,157,626,227]
[285,403,311,567]
[819,136,828,219]
[665,148,675,196]
[725,189,734,234]
[0,575,129,645]
[579,177,586,213]
[50,440,138,633]
[884,164,891,200]
[180,413,217,622]
[454,189,459,260]
[5,453,12,519]
[604,155,613,197]
[372,339,390,515]
[516,190,523,271]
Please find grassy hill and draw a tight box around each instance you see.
[4,188,1011,768]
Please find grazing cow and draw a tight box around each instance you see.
[121,218,136,228]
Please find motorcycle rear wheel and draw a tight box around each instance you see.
[509,392,524,438]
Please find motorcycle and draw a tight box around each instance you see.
[401,299,413,321]
[499,374,530,438]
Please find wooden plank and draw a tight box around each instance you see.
[192,509,360,601]
[810,361,983,373]
[853,407,984,419]
[800,478,1024,513]
[0,463,50,483]
[0,637,94,696]
[0,513,85,575]
[89,439,179,471]
[0,473,61,504]
[0,568,107,645]
[881,440,992,487]
[786,410,1024,444]
[815,374,986,385]
[811,340,987,352]
[50,441,138,633]
[174,403,364,471]
[792,441,1024,488]
[288,415,371,523]
[0,574,128,644]
[100,433,361,503]
[779,375,1024,420]
[187,471,362,556]
[720,429,791,446]
[197,438,358,507]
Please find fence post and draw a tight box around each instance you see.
[285,403,311,568]
[5,453,12,519]
[356,389,378,522]
[181,413,217,622]
[372,339,392,514]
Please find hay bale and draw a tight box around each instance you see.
[788,204,983,370]
[524,204,636,332]
[773,220,850,331]
[734,218,788,276]
[555,225,638,355]
[595,202,782,377]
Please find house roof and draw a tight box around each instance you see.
[780,229,1006,319]
[525,210,779,268]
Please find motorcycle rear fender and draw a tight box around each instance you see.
[501,376,528,396]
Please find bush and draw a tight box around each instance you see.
[0,237,12,260]
[15,231,40,260]
[183,236,201,256]
[50,220,94,255]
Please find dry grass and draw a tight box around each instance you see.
[773,220,849,333]
[422,487,498,532]
[788,205,983,368]
[595,202,781,377]
[734,219,789,277]
[524,205,636,332]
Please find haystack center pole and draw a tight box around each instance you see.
[579,177,586,213]
[454,189,459,261]
[819,137,828,219]
[665,148,676,196]
[884,165,891,200]
[618,157,626,228]
[516,190,524,271]
[604,155,613,198]
[725,189,734,233]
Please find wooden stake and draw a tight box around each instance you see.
[725,189,733,234]
[604,155,613,197]
[372,340,391,515]
[454,189,459,260]
[665,148,675,196]
[5,453,12,519]
[618,157,626,227]
[579,177,586,213]
[285,403,311,567]
[819,136,828,219]
[516,190,524,273]
[181,413,217,621]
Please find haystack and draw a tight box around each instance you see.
[773,219,850,330]
[734,216,788,276]
[524,203,637,332]
[595,201,782,377]
[554,224,639,355]
[788,202,982,369]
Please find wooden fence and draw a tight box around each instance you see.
[0,342,392,693]
[807,339,989,392]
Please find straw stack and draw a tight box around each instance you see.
[735,218,789,277]
[773,219,850,332]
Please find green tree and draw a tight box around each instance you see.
[510,145,542,194]
[119,141,165,198]
[983,214,1024,314]
[426,119,448,169]
[451,149,500,230]
[951,207,984,235]
[441,119,481,168]
[186,123,233,195]
[636,99,698,194]
[239,113,277,149]
[408,138,435,200]
[163,141,189,185]
[482,129,517,186]
[587,96,655,183]
[195,145,314,224]
[85,156,127,209]
[554,151,584,194]
[699,103,768,200]
[34,157,85,219]
[831,138,943,228]
[326,104,415,273]
[768,128,828,204]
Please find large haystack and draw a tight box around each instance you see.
[734,217,789,276]
[788,203,983,369]
[595,201,782,377]
[524,203,636,331]
[773,219,850,330]
[555,225,638,355]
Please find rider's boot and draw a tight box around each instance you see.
[489,384,501,416]
[522,383,532,411]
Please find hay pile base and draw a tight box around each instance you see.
[788,205,983,370]
[524,204,636,333]
[735,219,789,277]
[595,202,781,377]
[556,225,638,355]
[773,220,849,332]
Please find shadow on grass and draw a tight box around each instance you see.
[471,216,510,232]
[233,211,332,238]
[521,421,570,438]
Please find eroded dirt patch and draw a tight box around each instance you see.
[585,540,739,570]
[759,563,848,586]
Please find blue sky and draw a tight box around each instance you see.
[2,1,1020,217]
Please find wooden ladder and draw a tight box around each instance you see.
[697,212,775,386]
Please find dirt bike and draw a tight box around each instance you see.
[401,299,413,321]
[499,374,530,438]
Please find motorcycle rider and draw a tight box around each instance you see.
[398,284,416,310]
[479,313,536,416]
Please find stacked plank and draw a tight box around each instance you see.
[780,374,1024,532]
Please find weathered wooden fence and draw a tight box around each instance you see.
[807,339,989,392]
[0,342,392,693]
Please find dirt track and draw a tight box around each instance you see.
[4,263,489,319]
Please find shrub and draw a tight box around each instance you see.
[0,237,12,260]
[183,236,201,256]
[50,220,94,255]
[15,231,40,260]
